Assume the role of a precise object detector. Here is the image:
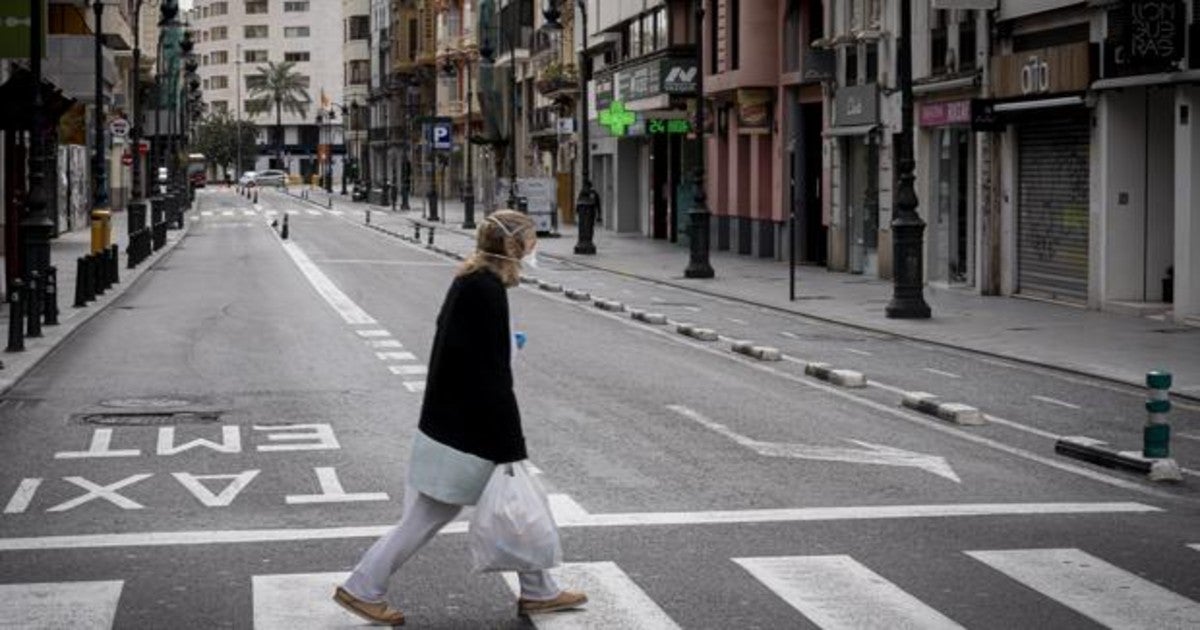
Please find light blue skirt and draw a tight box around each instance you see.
[407,430,496,506]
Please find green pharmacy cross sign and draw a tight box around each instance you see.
[599,101,636,136]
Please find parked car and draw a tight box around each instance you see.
[238,171,257,187]
[254,169,288,187]
[189,171,207,188]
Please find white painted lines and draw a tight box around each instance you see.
[388,365,429,376]
[327,209,344,216]
[1190,544,1200,552]
[201,210,214,217]
[735,555,965,630]
[845,348,873,356]
[1031,395,1082,410]
[779,331,799,339]
[222,210,235,217]
[924,368,962,379]
[403,381,426,393]
[286,210,300,215]
[1178,432,1200,443]
[242,209,258,217]
[0,581,124,629]
[253,572,351,629]
[281,242,377,325]
[727,317,749,325]
[367,339,404,348]
[504,562,681,629]
[285,467,389,505]
[3,478,41,514]
[967,548,1200,629]
[375,351,416,361]
[307,210,322,216]
[355,329,391,338]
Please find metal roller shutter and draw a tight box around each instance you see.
[1017,117,1090,302]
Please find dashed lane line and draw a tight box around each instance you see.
[280,242,376,325]
[1031,395,1082,410]
[924,368,962,379]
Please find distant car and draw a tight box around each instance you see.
[238,171,257,186]
[189,171,207,188]
[254,169,288,187]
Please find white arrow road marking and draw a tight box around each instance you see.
[667,404,961,482]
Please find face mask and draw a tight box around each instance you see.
[521,248,540,269]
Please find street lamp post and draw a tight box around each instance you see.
[131,0,150,200]
[684,0,714,278]
[91,0,108,211]
[885,0,931,319]
[463,59,476,229]
[21,0,54,304]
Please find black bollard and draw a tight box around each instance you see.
[44,266,59,326]
[91,253,105,296]
[327,196,332,209]
[109,244,119,285]
[366,209,371,225]
[6,279,25,352]
[74,257,88,307]
[281,214,289,240]
[414,224,421,241]
[253,189,258,204]
[427,225,435,246]
[82,256,96,302]
[25,271,42,338]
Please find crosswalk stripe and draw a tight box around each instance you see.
[328,210,343,216]
[734,555,963,630]
[402,381,425,393]
[222,210,235,216]
[966,548,1200,629]
[242,210,258,217]
[201,210,214,216]
[252,572,352,629]
[0,580,124,629]
[307,210,322,216]
[503,561,680,629]
[367,339,403,348]
[355,329,391,338]
[286,210,299,215]
[376,351,417,361]
[389,365,428,376]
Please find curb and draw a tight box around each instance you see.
[731,340,782,361]
[901,391,985,425]
[676,323,718,341]
[803,362,867,388]
[1055,436,1183,482]
[629,309,668,325]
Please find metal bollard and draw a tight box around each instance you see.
[365,209,371,225]
[110,244,120,285]
[414,223,421,241]
[74,257,88,307]
[92,253,106,296]
[327,196,332,209]
[43,266,58,326]
[281,214,289,240]
[6,279,25,352]
[253,189,258,204]
[1144,371,1173,458]
[427,225,435,246]
[25,271,42,338]
[82,255,96,302]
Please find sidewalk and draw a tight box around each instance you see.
[0,203,188,394]
[321,190,1200,399]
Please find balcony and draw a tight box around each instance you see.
[438,99,466,117]
[535,62,578,101]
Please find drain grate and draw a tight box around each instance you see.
[76,411,221,426]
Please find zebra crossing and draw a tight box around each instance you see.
[5,545,1197,628]
[192,208,348,221]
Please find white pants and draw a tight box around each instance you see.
[343,483,561,603]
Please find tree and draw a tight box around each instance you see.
[244,61,311,169]
[193,111,258,181]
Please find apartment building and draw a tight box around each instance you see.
[189,0,345,179]
[344,0,371,184]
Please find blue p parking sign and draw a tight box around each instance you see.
[431,121,452,151]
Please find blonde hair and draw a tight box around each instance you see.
[458,210,536,287]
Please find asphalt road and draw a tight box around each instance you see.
[0,188,1197,629]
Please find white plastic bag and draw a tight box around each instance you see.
[469,461,562,573]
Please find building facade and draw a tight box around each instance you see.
[189,0,345,180]
[344,0,371,186]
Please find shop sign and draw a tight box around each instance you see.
[0,2,44,59]
[991,43,1090,99]
[599,101,637,136]
[802,49,836,83]
[1105,0,1188,76]
[617,63,659,102]
[647,119,693,135]
[737,89,773,131]
[833,83,879,127]
[919,100,972,127]
[661,59,698,94]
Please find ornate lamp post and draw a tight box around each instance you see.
[885,0,931,319]
[462,58,477,229]
[684,0,713,278]
[22,0,54,293]
[89,0,109,211]
[542,1,595,254]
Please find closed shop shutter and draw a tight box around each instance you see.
[1017,116,1090,302]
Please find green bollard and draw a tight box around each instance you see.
[1144,370,1172,458]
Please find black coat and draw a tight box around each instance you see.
[418,268,528,463]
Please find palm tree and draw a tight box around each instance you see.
[245,61,311,170]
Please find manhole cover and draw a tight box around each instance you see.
[77,411,221,426]
[101,398,194,408]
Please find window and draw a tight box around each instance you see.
[210,2,228,16]
[246,0,268,15]
[642,14,655,53]
[627,19,641,60]
[348,15,370,41]
[709,0,718,73]
[210,50,229,65]
[202,78,209,89]
[244,25,269,39]
[210,100,229,113]
[210,76,229,89]
[284,26,311,38]
[655,8,668,49]
[244,49,268,63]
[210,26,227,41]
[349,59,370,85]
[958,11,977,71]
[730,0,740,70]
[284,51,311,62]
[202,54,209,66]
[246,76,267,90]
[285,1,310,11]
[930,10,949,75]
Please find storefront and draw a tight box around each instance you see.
[983,41,1093,303]
[919,98,975,287]
[827,83,881,275]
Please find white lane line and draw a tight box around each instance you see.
[403,381,426,393]
[242,209,258,217]
[367,339,403,348]
[967,548,1200,629]
[684,306,702,312]
[253,572,351,629]
[735,555,964,630]
[222,210,235,216]
[307,210,322,216]
[328,210,344,216]
[727,317,748,325]
[0,502,1159,551]
[355,329,391,338]
[1031,395,1082,410]
[981,414,1061,440]
[1176,431,1200,442]
[286,210,299,215]
[924,368,962,379]
[4,478,41,514]
[0,581,124,628]
[201,210,214,217]
[376,351,416,361]
[845,348,873,356]
[503,562,680,629]
[264,210,278,216]
[280,242,377,325]
[1190,544,1200,552]
[388,365,428,376]
[780,331,799,339]
[315,259,452,266]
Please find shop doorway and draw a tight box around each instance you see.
[844,135,878,275]
[931,127,972,285]
[651,133,669,240]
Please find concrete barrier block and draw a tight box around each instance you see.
[520,276,539,285]
[631,311,667,325]
[830,369,867,387]
[754,346,782,361]
[936,403,985,426]
[537,280,563,293]
[680,326,718,341]
[1056,436,1182,482]
[594,299,626,312]
[565,289,591,301]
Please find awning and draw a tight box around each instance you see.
[824,124,878,137]
[991,96,1085,113]
[1091,70,1200,91]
